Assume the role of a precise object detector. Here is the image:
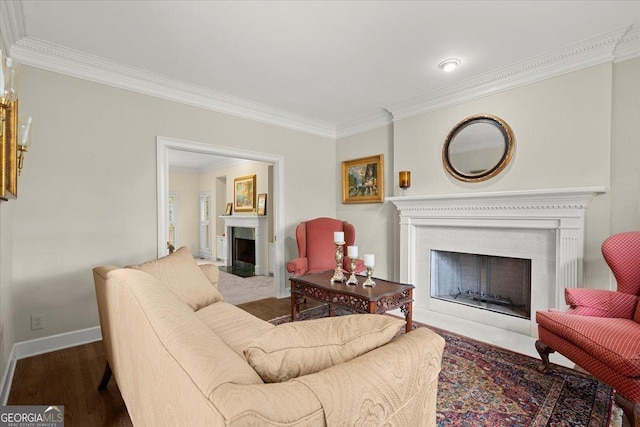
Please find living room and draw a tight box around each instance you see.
[0,1,639,425]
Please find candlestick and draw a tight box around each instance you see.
[330,242,346,283]
[346,257,359,285]
[362,253,375,287]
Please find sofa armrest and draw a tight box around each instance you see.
[199,264,220,289]
[296,327,445,426]
[286,257,308,275]
[565,288,638,318]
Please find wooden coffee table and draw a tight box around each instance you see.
[290,271,414,333]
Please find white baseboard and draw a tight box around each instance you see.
[0,326,102,404]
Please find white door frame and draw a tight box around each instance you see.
[157,136,287,298]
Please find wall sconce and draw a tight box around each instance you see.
[399,171,411,194]
[1,50,31,200]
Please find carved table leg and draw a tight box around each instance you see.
[98,361,112,390]
[400,303,413,333]
[535,340,555,373]
[615,394,640,427]
[291,293,303,322]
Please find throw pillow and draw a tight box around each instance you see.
[243,314,404,383]
[128,246,224,310]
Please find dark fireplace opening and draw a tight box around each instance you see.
[235,238,255,265]
[231,227,256,273]
[430,250,531,319]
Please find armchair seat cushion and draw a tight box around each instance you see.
[537,310,640,377]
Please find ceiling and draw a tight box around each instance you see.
[2,0,640,143]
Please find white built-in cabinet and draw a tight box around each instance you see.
[216,236,227,263]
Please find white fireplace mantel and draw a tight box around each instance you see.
[388,186,606,335]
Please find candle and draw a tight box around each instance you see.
[20,116,32,147]
[363,254,375,267]
[399,171,411,189]
[347,246,358,258]
[334,231,344,243]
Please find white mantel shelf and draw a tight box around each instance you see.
[387,187,606,212]
[387,186,606,336]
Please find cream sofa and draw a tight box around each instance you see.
[93,247,445,426]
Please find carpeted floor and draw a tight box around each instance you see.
[270,305,617,427]
[217,269,275,305]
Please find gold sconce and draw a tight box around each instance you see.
[1,50,31,201]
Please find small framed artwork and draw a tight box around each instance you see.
[257,193,267,216]
[225,202,233,216]
[234,174,256,212]
[342,154,384,203]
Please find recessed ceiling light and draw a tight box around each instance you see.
[438,58,461,73]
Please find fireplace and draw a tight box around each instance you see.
[388,187,604,337]
[431,250,531,319]
[222,215,267,275]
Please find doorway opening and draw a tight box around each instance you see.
[156,136,287,298]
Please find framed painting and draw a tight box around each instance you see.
[342,154,384,203]
[257,193,267,216]
[234,174,256,212]
[225,202,233,216]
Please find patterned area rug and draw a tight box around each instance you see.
[269,305,614,427]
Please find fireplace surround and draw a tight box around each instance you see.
[388,187,605,336]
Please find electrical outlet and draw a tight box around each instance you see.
[31,314,44,330]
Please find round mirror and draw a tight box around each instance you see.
[443,114,514,182]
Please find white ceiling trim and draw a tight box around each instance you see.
[335,109,394,139]
[0,0,24,50]
[10,36,337,139]
[385,26,634,122]
[614,26,640,63]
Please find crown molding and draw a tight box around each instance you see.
[614,26,640,63]
[0,0,26,51]
[335,109,393,139]
[10,37,337,138]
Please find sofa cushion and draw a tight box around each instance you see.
[243,314,405,383]
[536,310,640,377]
[129,246,224,310]
[196,302,274,356]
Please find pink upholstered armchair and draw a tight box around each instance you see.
[535,231,640,427]
[286,217,364,276]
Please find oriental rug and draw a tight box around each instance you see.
[269,305,614,427]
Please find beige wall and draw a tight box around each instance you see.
[10,66,335,342]
[611,56,640,234]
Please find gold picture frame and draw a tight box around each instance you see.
[234,174,256,212]
[225,202,233,216]
[257,193,267,216]
[342,154,384,203]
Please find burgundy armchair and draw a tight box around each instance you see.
[286,217,364,276]
[535,231,640,427]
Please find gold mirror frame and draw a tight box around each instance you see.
[442,114,515,183]
[0,99,18,200]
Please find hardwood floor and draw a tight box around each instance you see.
[7,297,310,427]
